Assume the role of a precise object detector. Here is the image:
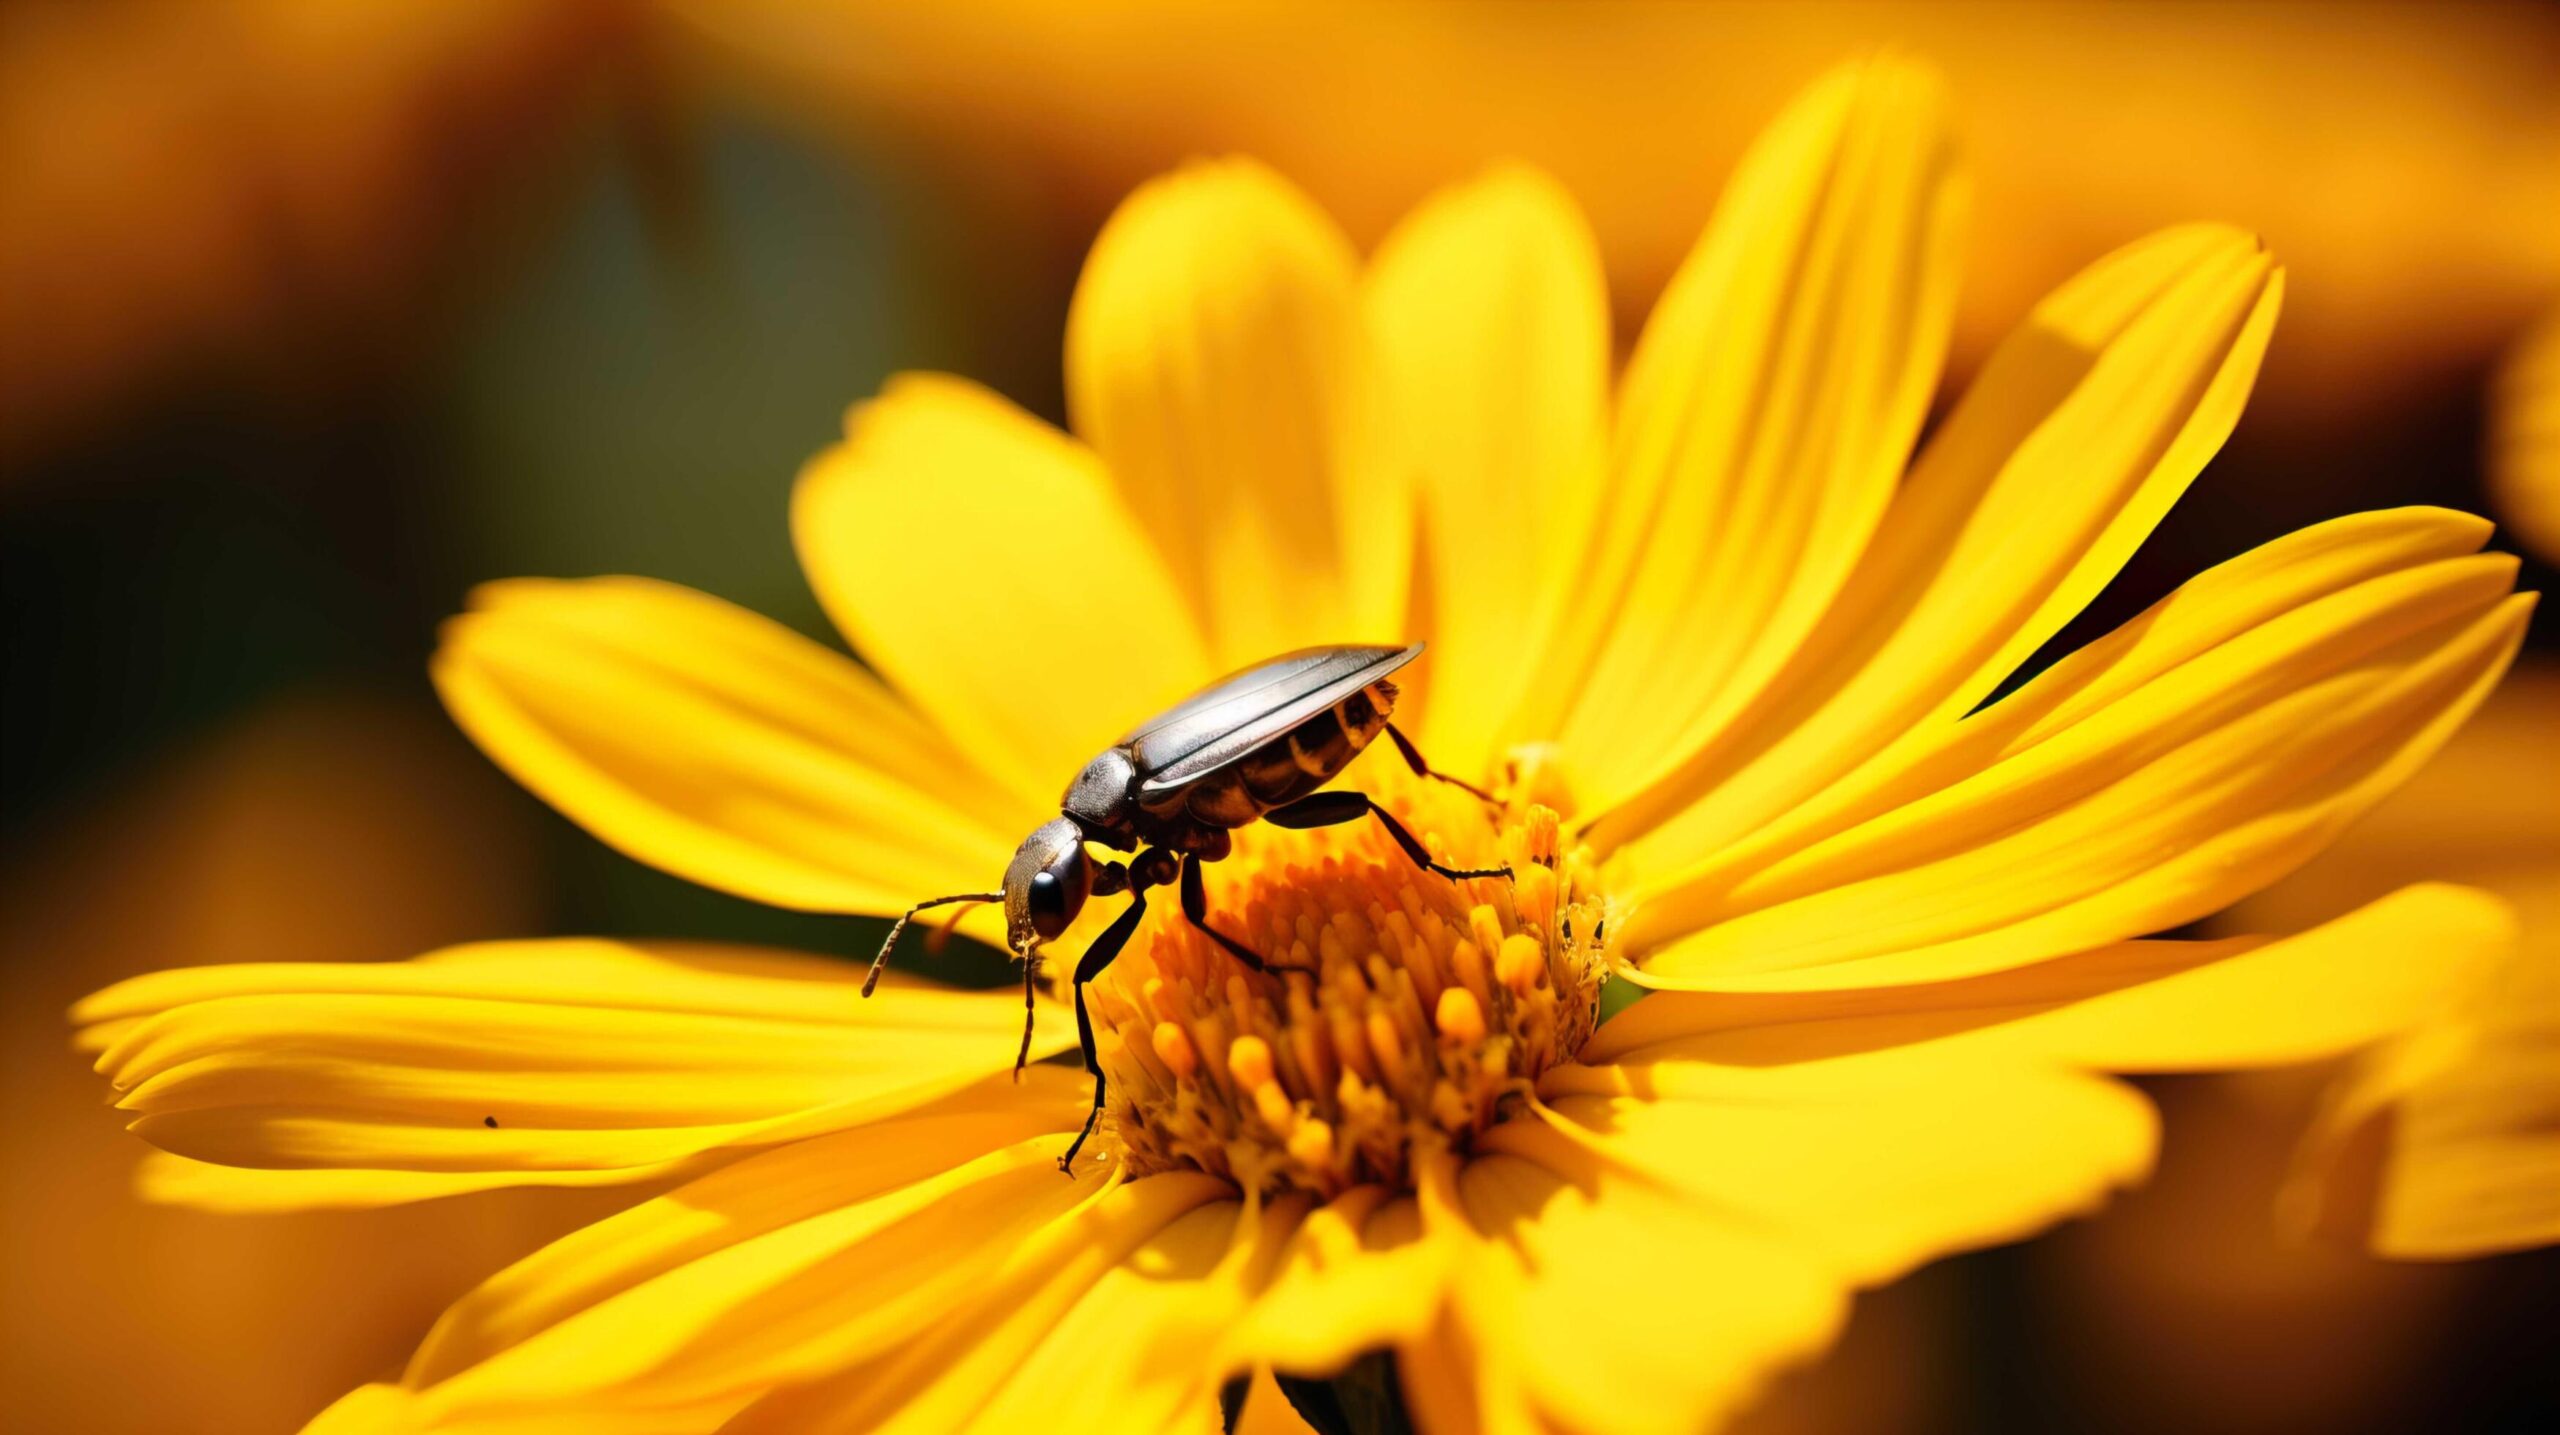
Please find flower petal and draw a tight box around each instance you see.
[1366,164,1609,782]
[1463,886,2517,1433]
[716,1166,1240,1433]
[1509,1058,2155,1293]
[1065,157,1407,667]
[1219,1185,1451,1378]
[405,1107,1080,1392]
[312,1131,1119,1434]
[1586,883,2512,1073]
[892,1195,1301,1435]
[132,1151,714,1212]
[1527,56,1965,818]
[1596,221,2285,863]
[2292,918,2560,1259]
[2228,664,2560,1258]
[794,374,1214,802]
[434,575,1026,919]
[1669,507,2499,888]
[1629,510,2528,986]
[1407,1148,1846,1435]
[721,1183,1431,1435]
[1231,1369,1321,1435]
[78,940,1075,1187]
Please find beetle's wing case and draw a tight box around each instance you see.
[1129,643,1422,793]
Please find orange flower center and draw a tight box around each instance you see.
[1085,750,1616,1198]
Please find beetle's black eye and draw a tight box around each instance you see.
[1023,844,1091,941]
[1027,870,1068,926]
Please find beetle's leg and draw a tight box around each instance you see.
[1384,722,1498,805]
[1267,791,1513,883]
[865,890,1004,996]
[1177,852,1305,975]
[1059,889,1149,1175]
[1012,943,1045,1081]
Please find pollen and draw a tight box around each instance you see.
[1151,1021,1199,1080]
[1435,986,1487,1046]
[1086,753,1618,1198]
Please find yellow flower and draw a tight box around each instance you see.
[2225,664,2560,1258]
[2225,300,2560,1269]
[75,58,2534,1434]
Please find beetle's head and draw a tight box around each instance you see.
[1002,817,1091,953]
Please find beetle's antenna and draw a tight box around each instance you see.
[865,891,1003,997]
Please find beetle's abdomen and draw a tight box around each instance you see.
[1184,678,1396,828]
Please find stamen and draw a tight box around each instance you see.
[1087,755,1617,1198]
[1152,1020,1198,1080]
[1435,987,1486,1046]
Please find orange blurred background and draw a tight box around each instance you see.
[3,3,2553,1431]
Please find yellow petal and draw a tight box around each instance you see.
[1396,1314,1493,1435]
[1411,1148,1845,1435]
[326,1132,1118,1434]
[1218,1185,1452,1377]
[1601,222,2284,865]
[2489,305,2560,565]
[1478,887,2517,1432]
[298,1385,412,1435]
[434,575,1025,921]
[1587,883,2511,1074]
[1629,513,2528,986]
[133,1150,720,1213]
[1660,507,2498,893]
[405,1111,1079,1392]
[1508,1055,2156,1289]
[917,1195,1303,1435]
[795,373,1214,801]
[1231,1368,1321,1435]
[1366,164,1609,782]
[78,939,1075,1184]
[2217,661,2560,937]
[1532,57,1965,820]
[2293,911,2560,1258]
[2227,665,2560,1258]
[718,1167,1238,1433]
[1065,157,1407,667]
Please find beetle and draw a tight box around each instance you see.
[864,642,1507,1172]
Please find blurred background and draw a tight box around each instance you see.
[3,2,2554,1431]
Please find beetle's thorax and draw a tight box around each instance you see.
[1061,744,1235,858]
[1060,750,1140,850]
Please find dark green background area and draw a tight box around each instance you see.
[4,118,1030,989]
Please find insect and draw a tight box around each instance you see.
[865,642,1508,1173]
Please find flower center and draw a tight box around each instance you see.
[1085,750,1617,1198]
